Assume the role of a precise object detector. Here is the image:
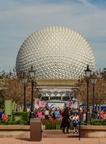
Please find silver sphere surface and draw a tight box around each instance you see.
[16,26,95,79]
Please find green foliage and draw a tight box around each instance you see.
[102,119,106,125]
[42,119,61,129]
[42,119,74,130]
[0,119,28,125]
[0,111,30,125]
[1,115,106,128]
[70,122,74,129]
[46,123,56,129]
[12,111,29,122]
[92,120,102,125]
[90,118,106,125]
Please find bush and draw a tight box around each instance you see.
[0,111,29,125]
[42,119,61,129]
[12,111,29,122]
[90,118,104,125]
[102,119,106,125]
[0,119,28,125]
[42,119,74,130]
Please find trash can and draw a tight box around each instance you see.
[30,118,42,141]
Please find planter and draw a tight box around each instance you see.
[80,125,106,138]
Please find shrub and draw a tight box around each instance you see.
[42,119,61,129]
[0,111,29,125]
[12,112,29,122]
[102,119,106,125]
[90,118,103,125]
[42,119,74,130]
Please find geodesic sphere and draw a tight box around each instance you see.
[16,26,95,79]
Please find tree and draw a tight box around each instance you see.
[1,78,23,104]
[74,69,106,106]
[0,71,38,106]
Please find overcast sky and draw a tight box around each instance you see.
[0,0,106,72]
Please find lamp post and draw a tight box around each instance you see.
[17,70,28,112]
[29,66,35,118]
[91,74,97,118]
[85,65,91,124]
[22,73,28,112]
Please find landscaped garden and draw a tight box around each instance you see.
[1,111,106,130]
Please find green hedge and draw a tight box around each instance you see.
[0,119,28,125]
[12,111,29,122]
[90,118,106,125]
[1,115,106,128]
[0,111,29,125]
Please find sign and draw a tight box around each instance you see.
[46,102,65,109]
[66,99,78,108]
[34,99,46,108]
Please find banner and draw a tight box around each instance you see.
[34,99,46,108]
[67,99,78,108]
[46,102,65,109]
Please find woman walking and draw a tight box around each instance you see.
[61,107,70,134]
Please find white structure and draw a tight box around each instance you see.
[16,26,95,79]
[39,88,72,101]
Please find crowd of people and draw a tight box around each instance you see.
[94,109,106,120]
[1,105,106,134]
[31,106,106,134]
[31,106,85,134]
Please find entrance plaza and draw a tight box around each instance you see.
[0,137,106,144]
[0,128,106,144]
[1,79,106,144]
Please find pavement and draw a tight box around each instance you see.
[0,137,106,144]
[0,129,106,144]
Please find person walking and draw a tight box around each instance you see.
[72,112,79,134]
[61,107,70,134]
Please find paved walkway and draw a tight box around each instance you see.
[0,137,106,144]
[0,130,106,144]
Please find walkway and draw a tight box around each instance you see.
[0,137,106,144]
[0,130,106,144]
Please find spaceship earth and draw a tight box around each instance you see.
[16,26,95,79]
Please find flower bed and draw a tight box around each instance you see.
[42,119,74,130]
[42,119,61,129]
